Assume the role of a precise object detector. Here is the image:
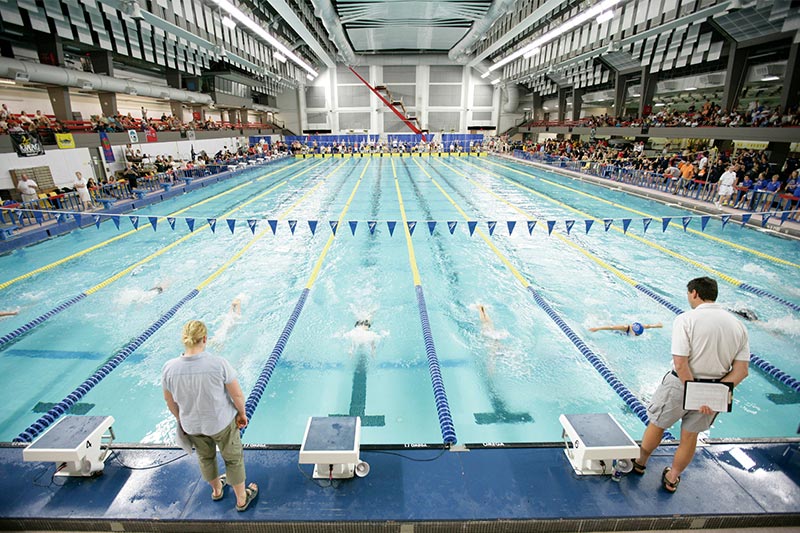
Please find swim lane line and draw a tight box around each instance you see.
[392,157,457,445]
[440,160,799,394]
[411,157,671,438]
[14,160,347,443]
[0,161,328,350]
[460,159,800,313]
[244,159,370,429]
[481,157,800,270]
[0,159,308,292]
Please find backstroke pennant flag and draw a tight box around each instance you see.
[740,213,751,227]
[308,220,318,235]
[112,215,120,229]
[622,218,632,234]
[642,217,652,233]
[329,220,338,235]
[546,220,556,235]
[507,220,516,235]
[761,213,772,227]
[226,219,236,234]
[407,221,416,236]
[661,217,671,232]
[129,215,139,230]
[604,219,613,232]
[93,214,101,228]
[527,220,536,235]
[73,213,82,227]
[33,211,43,225]
[207,218,217,233]
[584,219,594,234]
[681,216,692,231]
[186,218,195,232]
[468,221,477,236]
[487,221,497,236]
[700,216,710,231]
[268,220,278,234]
[349,221,358,235]
[387,221,396,236]
[167,217,176,230]
[288,220,297,234]
[448,221,458,234]
[247,219,258,234]
[148,216,158,231]
[428,221,437,235]
[565,220,575,235]
[368,221,377,234]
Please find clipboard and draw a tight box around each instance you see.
[683,379,733,412]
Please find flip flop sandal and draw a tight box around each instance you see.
[212,474,227,501]
[662,467,680,493]
[236,484,259,512]
[632,460,647,475]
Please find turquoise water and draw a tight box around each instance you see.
[0,155,798,446]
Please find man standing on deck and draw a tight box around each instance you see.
[16,173,39,203]
[632,277,749,493]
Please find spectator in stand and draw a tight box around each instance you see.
[17,111,33,127]
[17,173,39,203]
[34,110,51,128]
[734,174,754,208]
[761,175,783,211]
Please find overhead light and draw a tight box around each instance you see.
[760,75,779,81]
[543,106,549,110]
[306,73,315,80]
[212,0,318,77]
[596,11,614,24]
[489,0,624,66]
[632,93,641,97]
[0,79,15,85]
[274,52,286,63]
[685,86,697,91]
[491,78,501,85]
[221,16,236,29]
[480,71,491,79]
[654,102,666,107]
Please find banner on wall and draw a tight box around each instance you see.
[127,129,139,143]
[145,127,158,143]
[10,132,45,157]
[99,132,115,162]
[55,133,75,149]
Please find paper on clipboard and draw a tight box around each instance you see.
[683,380,733,412]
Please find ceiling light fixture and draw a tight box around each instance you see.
[212,0,318,77]
[685,86,697,91]
[654,102,666,107]
[760,75,779,81]
[491,78,501,85]
[480,71,491,79]
[488,0,624,70]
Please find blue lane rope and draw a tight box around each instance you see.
[0,293,88,349]
[636,284,800,393]
[525,286,675,440]
[13,290,199,443]
[739,283,800,313]
[415,285,458,445]
[243,288,309,427]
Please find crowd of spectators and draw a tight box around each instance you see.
[511,137,800,216]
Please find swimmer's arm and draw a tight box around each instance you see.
[644,323,663,329]
[588,325,627,332]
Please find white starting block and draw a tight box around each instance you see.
[559,413,639,476]
[23,415,115,477]
[299,416,369,479]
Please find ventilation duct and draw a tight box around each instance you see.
[449,0,518,64]
[503,84,520,113]
[309,0,357,65]
[0,58,212,105]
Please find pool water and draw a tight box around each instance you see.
[0,155,798,446]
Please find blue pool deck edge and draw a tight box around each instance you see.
[0,440,798,531]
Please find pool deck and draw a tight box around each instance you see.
[0,439,798,531]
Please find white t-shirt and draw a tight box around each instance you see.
[719,170,737,187]
[671,303,750,379]
[17,179,38,196]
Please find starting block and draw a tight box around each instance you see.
[299,416,369,479]
[0,225,16,240]
[131,189,146,200]
[559,413,639,476]
[23,415,115,477]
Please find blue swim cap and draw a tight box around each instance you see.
[631,322,644,336]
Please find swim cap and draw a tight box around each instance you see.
[631,322,644,336]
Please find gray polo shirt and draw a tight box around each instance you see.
[162,351,238,436]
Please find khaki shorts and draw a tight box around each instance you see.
[647,372,717,434]
[188,417,246,485]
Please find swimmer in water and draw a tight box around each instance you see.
[476,304,504,374]
[727,308,758,321]
[0,310,19,318]
[589,321,663,336]
[345,319,380,357]
[148,279,171,294]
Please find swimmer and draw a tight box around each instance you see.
[231,298,241,316]
[589,322,663,336]
[476,304,505,374]
[728,308,758,321]
[148,279,171,294]
[0,310,19,318]
[209,297,244,349]
[344,319,382,357]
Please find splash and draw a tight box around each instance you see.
[760,315,800,338]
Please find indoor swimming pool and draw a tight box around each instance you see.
[1,155,798,447]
